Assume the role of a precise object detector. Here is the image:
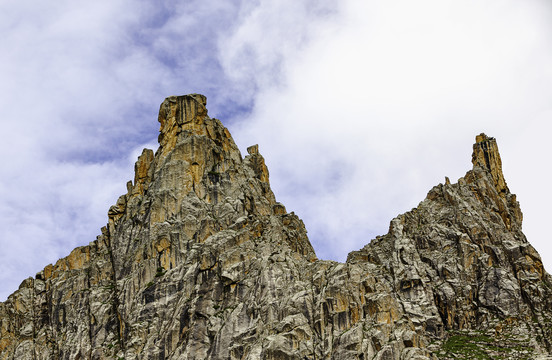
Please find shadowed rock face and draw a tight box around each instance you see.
[0,95,550,360]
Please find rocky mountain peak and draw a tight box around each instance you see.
[472,132,508,195]
[157,94,208,157]
[1,96,550,359]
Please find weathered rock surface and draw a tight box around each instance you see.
[0,97,550,359]
[349,133,552,359]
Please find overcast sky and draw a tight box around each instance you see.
[1,0,551,301]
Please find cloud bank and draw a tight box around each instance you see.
[1,0,551,301]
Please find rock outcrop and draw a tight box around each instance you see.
[0,96,550,360]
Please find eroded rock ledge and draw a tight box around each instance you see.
[1,95,550,360]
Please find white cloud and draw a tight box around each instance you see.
[218,0,338,95]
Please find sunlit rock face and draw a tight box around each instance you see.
[1,95,550,360]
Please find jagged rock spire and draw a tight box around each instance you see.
[157,94,209,157]
[472,133,509,194]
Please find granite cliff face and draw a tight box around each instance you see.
[1,95,551,360]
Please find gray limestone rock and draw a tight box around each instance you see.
[0,98,550,360]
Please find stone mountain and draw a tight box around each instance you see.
[1,94,551,359]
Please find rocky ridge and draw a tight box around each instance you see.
[0,95,550,359]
